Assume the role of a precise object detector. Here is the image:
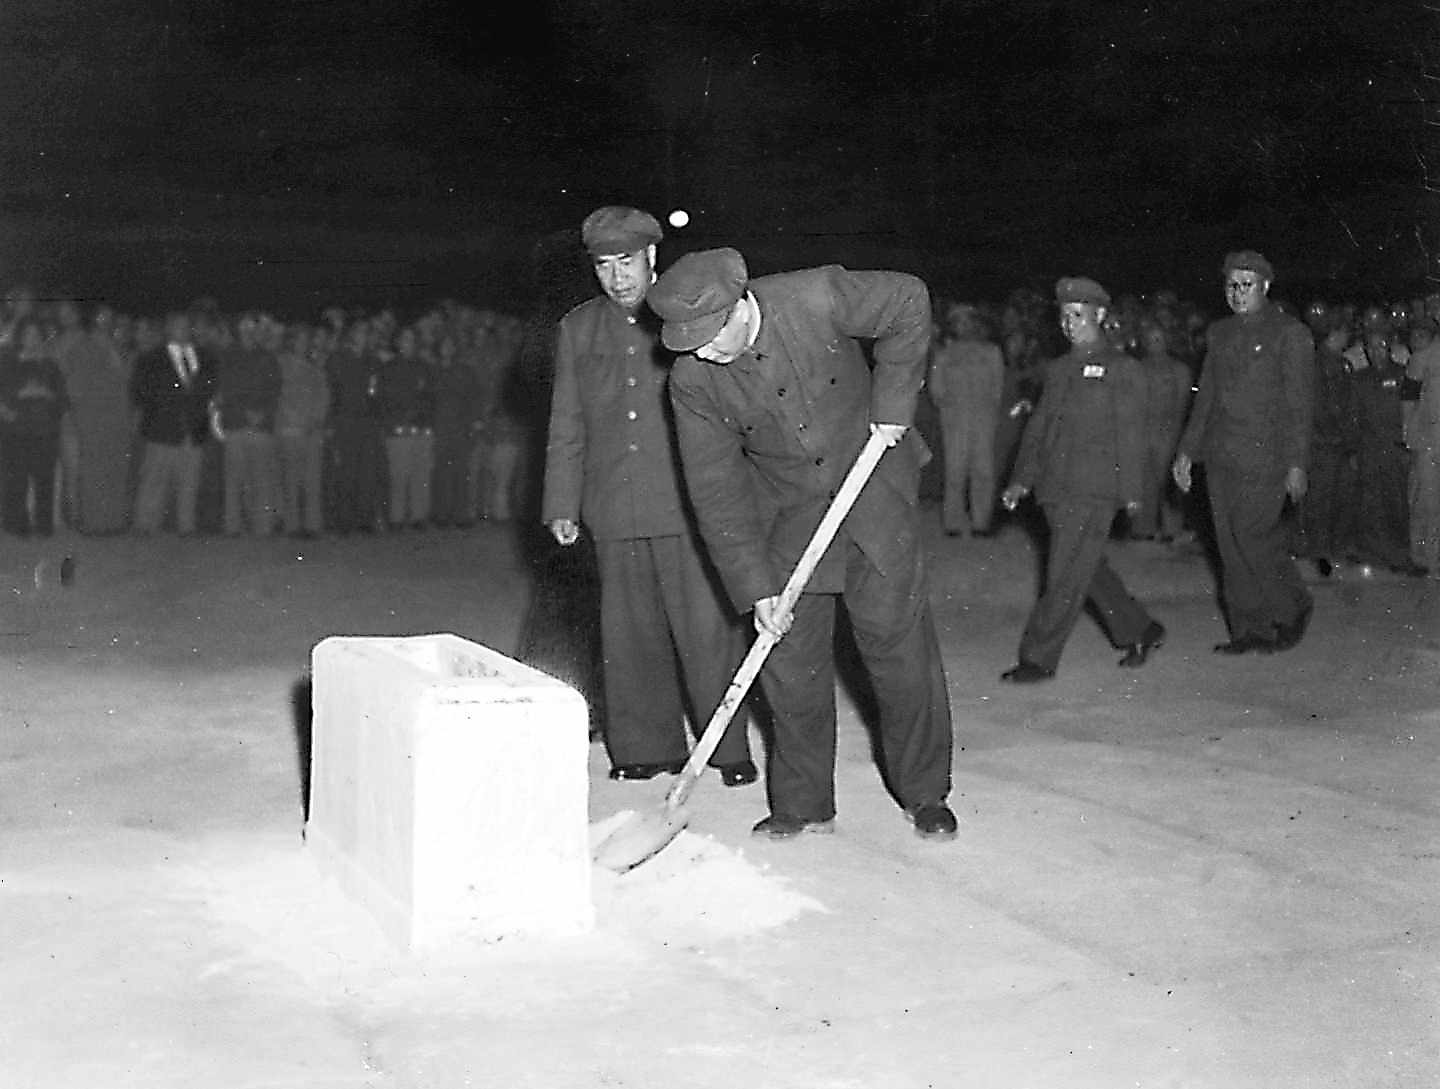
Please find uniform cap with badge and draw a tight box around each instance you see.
[1054,276,1111,308]
[580,206,664,257]
[648,247,751,352]
[1221,250,1275,282]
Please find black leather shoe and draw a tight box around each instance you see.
[1393,561,1430,578]
[751,814,836,839]
[1001,660,1055,683]
[1117,621,1166,668]
[1272,601,1314,651]
[608,759,687,781]
[1213,633,1276,655]
[908,803,958,841]
[716,759,758,787]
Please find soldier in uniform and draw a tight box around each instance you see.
[213,314,281,536]
[1405,322,1440,574]
[1173,251,1315,654]
[325,322,386,535]
[541,207,755,787]
[1297,321,1361,576]
[650,247,957,842]
[928,303,1004,537]
[1133,319,1193,542]
[998,277,1164,683]
[1351,330,1424,575]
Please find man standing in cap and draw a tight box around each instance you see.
[1173,250,1315,653]
[541,208,756,787]
[997,277,1164,682]
[650,247,957,841]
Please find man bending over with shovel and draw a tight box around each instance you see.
[649,248,958,842]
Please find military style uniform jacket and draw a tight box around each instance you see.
[668,266,932,612]
[1312,345,1360,453]
[1177,302,1314,477]
[542,295,691,541]
[1352,361,1407,452]
[1010,340,1145,507]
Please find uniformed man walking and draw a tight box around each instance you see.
[1173,251,1315,653]
[541,208,755,786]
[998,277,1164,682]
[649,247,957,842]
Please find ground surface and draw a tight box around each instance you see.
[2,513,1437,1089]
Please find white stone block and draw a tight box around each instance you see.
[306,633,593,950]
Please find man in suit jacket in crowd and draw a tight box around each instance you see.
[129,311,217,535]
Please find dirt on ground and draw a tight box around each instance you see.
[2,514,1437,1089]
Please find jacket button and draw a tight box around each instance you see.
[814,457,825,466]
[777,387,787,396]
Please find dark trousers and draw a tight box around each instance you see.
[326,420,384,533]
[1299,443,1357,559]
[595,533,751,768]
[430,427,473,524]
[760,539,953,822]
[1207,463,1311,640]
[1019,500,1153,671]
[1,432,58,535]
[1355,440,1411,568]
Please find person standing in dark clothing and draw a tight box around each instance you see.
[1351,331,1424,575]
[130,312,217,536]
[998,277,1164,682]
[651,247,956,842]
[376,328,437,531]
[325,323,385,534]
[430,333,484,528]
[541,208,755,788]
[1298,322,1361,575]
[214,315,281,536]
[1132,320,1193,542]
[1173,251,1315,654]
[0,320,69,537]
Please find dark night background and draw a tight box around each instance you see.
[1,0,1436,315]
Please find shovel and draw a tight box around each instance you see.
[592,428,892,872]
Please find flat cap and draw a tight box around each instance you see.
[581,206,663,257]
[1221,249,1275,282]
[1054,276,1111,308]
[649,247,749,352]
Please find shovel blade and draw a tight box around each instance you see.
[592,804,692,873]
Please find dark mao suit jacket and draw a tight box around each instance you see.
[668,265,932,611]
[542,296,691,540]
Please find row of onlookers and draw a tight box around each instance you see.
[0,287,532,539]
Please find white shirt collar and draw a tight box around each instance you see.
[742,292,761,350]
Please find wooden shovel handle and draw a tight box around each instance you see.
[666,429,892,809]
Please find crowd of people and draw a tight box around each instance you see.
[0,287,531,540]
[6,269,1432,579]
[926,279,1440,583]
[8,219,1436,847]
